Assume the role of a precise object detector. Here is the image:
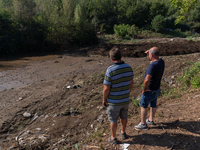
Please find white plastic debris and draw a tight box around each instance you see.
[120,143,130,150]
[23,112,31,118]
[67,85,71,89]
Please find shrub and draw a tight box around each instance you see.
[132,98,140,108]
[114,24,130,37]
[151,15,166,32]
[127,24,139,38]
[191,73,200,88]
[178,61,200,88]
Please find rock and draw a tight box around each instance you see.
[172,84,176,87]
[38,135,47,142]
[18,97,23,101]
[23,112,31,118]
[73,85,81,89]
[91,124,94,129]
[171,75,175,79]
[36,128,42,131]
[26,130,32,134]
[99,106,103,111]
[97,114,104,123]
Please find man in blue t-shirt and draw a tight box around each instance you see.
[135,47,165,130]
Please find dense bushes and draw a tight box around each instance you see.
[1,0,200,56]
[151,15,166,32]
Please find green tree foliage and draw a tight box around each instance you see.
[114,24,130,37]
[1,0,200,56]
[171,0,198,24]
[151,14,166,32]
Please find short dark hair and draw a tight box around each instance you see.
[109,48,121,60]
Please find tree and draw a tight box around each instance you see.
[170,0,198,24]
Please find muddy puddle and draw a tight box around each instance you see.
[0,55,59,91]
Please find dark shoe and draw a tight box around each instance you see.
[108,137,118,145]
[146,118,156,126]
[134,122,149,130]
[120,132,129,140]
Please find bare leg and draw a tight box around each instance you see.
[141,106,147,124]
[110,122,117,139]
[149,107,157,121]
[120,119,127,133]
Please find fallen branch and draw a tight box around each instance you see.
[168,140,180,150]
[86,145,100,149]
[161,124,167,133]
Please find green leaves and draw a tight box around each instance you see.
[171,0,198,24]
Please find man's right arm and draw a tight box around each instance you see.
[103,84,110,107]
[142,74,152,94]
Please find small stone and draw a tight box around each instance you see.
[99,106,103,111]
[23,112,31,118]
[36,128,42,131]
[172,84,176,87]
[171,76,175,79]
[26,130,32,134]
[38,135,47,142]
[18,97,23,100]
[91,124,93,129]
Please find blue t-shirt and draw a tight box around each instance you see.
[144,59,165,90]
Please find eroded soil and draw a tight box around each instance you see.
[0,38,200,150]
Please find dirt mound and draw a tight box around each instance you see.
[77,39,200,58]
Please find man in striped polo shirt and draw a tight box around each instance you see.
[103,48,134,144]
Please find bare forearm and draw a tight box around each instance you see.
[143,79,150,92]
[130,79,134,92]
[103,85,110,107]
[142,75,152,93]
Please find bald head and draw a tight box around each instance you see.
[149,47,159,56]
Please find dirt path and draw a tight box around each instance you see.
[0,40,200,149]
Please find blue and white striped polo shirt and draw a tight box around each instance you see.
[103,61,134,105]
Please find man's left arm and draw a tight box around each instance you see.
[142,74,152,94]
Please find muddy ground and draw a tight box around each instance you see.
[0,38,200,150]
